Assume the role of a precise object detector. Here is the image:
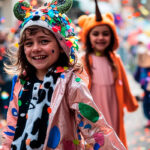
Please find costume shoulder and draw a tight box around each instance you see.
[111,51,121,59]
[65,68,89,89]
[110,51,123,65]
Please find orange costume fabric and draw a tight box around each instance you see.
[82,52,139,148]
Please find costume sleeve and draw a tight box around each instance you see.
[117,57,138,112]
[68,73,126,150]
[1,76,20,150]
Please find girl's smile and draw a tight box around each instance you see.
[24,29,63,80]
[32,55,47,60]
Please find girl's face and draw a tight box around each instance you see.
[24,29,62,79]
[89,25,111,54]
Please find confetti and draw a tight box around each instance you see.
[122,0,128,4]
[60,74,65,79]
[56,66,64,73]
[75,78,81,82]
[141,0,147,4]
[1,91,9,100]
[138,5,149,16]
[26,139,31,145]
[14,43,19,48]
[133,12,141,17]
[10,28,16,33]
[18,100,22,107]
[47,107,52,114]
[64,66,68,70]
[4,105,8,109]
[66,41,73,48]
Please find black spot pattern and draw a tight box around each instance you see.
[11,71,60,150]
[38,89,46,104]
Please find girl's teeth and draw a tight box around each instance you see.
[34,56,46,60]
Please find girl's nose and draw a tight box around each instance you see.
[98,34,103,39]
[32,42,41,52]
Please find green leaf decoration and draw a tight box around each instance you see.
[60,26,66,37]
[49,18,55,25]
[13,1,30,21]
[79,103,99,123]
[74,42,79,50]
[69,18,72,23]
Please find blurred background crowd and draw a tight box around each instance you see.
[0,0,150,149]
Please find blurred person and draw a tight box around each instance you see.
[0,30,12,120]
[134,34,150,128]
[78,0,139,148]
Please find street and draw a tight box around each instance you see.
[125,71,150,150]
[125,101,150,150]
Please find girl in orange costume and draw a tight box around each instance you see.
[78,0,138,148]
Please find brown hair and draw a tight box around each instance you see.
[5,26,82,79]
[85,25,118,78]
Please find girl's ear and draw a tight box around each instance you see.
[78,15,89,28]
[13,1,30,21]
[105,13,114,22]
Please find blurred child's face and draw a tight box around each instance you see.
[24,28,62,78]
[89,25,111,53]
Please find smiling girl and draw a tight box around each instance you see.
[1,1,126,150]
[23,27,64,80]
[78,0,138,148]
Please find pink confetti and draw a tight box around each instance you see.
[66,41,73,48]
[4,105,8,109]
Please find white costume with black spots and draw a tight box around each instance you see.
[11,70,60,150]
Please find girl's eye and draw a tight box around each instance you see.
[92,32,99,36]
[92,32,110,37]
[24,42,33,47]
[103,32,110,36]
[41,40,49,44]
